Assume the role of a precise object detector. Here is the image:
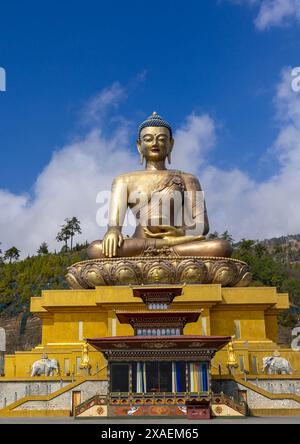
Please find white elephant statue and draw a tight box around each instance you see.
[262,356,293,375]
[31,357,60,376]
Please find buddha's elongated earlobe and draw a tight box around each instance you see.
[168,138,174,165]
[137,139,144,165]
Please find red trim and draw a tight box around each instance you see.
[87,335,231,351]
[116,311,201,324]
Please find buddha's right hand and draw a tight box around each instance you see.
[103,229,123,258]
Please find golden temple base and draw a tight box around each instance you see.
[1,283,300,417]
[1,283,294,379]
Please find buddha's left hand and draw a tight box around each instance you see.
[143,225,185,238]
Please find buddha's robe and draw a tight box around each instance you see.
[88,170,232,259]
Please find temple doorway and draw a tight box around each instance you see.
[110,361,207,395]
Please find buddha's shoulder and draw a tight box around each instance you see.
[112,171,146,183]
[113,170,200,182]
[172,170,200,182]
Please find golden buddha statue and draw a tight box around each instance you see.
[88,112,232,260]
[67,113,251,288]
[79,342,91,376]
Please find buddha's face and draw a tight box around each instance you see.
[137,126,174,162]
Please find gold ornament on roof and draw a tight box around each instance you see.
[80,342,91,370]
[227,340,238,368]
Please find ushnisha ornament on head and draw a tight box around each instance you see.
[138,112,173,165]
[138,111,173,137]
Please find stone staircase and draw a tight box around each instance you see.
[75,394,107,417]
[214,376,300,416]
[0,377,107,417]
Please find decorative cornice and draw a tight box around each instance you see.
[104,349,215,361]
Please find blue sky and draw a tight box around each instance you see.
[0,0,298,191]
[0,0,300,254]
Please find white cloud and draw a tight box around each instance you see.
[0,85,137,256]
[81,82,126,126]
[231,0,300,30]
[1,68,300,255]
[172,114,216,173]
[255,0,300,30]
[172,67,300,241]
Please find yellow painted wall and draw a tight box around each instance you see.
[41,315,54,346]
[210,309,266,340]
[184,308,210,335]
[4,355,16,378]
[265,314,278,343]
[41,312,108,344]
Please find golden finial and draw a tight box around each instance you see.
[227,339,238,371]
[80,341,91,375]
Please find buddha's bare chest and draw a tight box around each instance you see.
[127,173,185,197]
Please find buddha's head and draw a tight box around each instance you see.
[137,112,174,165]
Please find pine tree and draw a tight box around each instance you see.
[56,217,82,251]
[37,242,49,255]
[56,225,71,251]
[4,246,20,263]
[208,231,219,239]
[65,217,82,251]
[221,231,234,244]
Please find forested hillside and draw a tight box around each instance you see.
[0,248,88,316]
[232,239,300,331]
[0,246,88,354]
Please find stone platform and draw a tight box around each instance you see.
[65,256,252,289]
